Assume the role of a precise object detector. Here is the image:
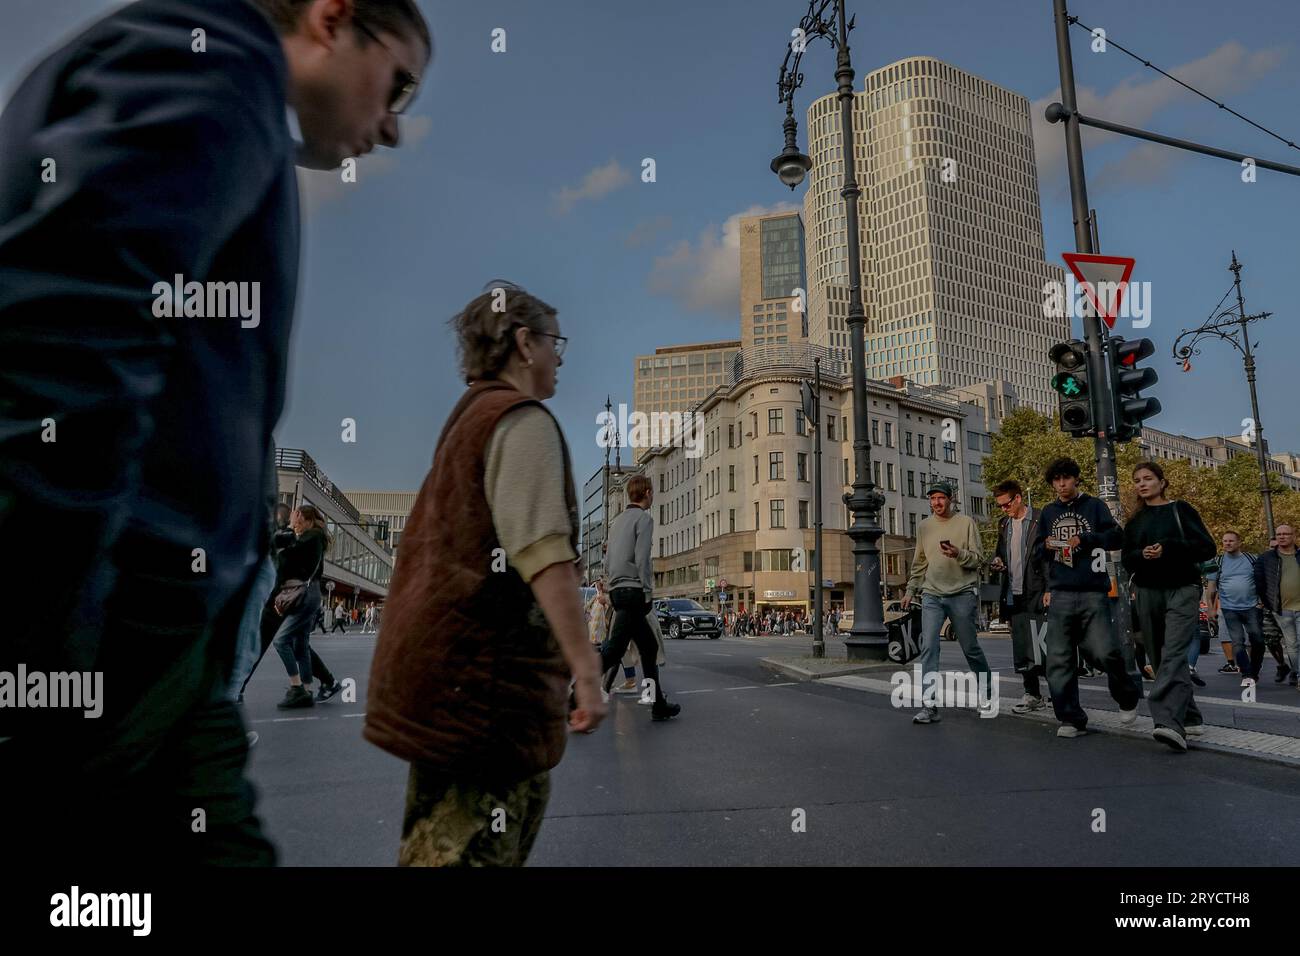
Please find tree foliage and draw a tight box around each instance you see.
[982,407,1291,553]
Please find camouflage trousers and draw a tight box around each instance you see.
[398,765,551,867]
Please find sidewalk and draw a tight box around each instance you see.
[762,632,1300,767]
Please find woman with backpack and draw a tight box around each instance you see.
[1121,461,1217,752]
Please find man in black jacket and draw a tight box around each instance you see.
[0,0,429,864]
[1033,458,1142,738]
[989,480,1051,714]
[1253,524,1300,689]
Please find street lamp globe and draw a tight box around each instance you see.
[770,149,812,189]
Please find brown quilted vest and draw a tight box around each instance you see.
[363,380,579,782]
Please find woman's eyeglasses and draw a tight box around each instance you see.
[530,331,568,359]
[354,19,420,114]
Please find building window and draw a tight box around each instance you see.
[743,550,754,572]
[659,473,665,492]
[872,419,880,445]
[797,452,808,481]
[929,436,937,459]
[827,415,836,441]
[887,462,896,491]
[754,501,760,529]
[729,509,736,533]
[873,460,881,487]
[907,470,915,497]
[906,431,913,455]
[769,451,784,481]
[753,455,759,484]
[909,512,917,537]
[967,430,981,451]
[728,424,735,448]
[768,408,783,434]
[798,500,809,529]
[795,409,807,436]
[943,441,957,464]
[729,465,736,492]
[970,496,985,517]
[770,500,786,529]
[659,505,664,524]
[969,462,982,483]
[889,507,897,535]
[885,422,893,447]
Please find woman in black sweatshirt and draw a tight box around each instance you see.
[271,505,329,709]
[1122,461,1217,751]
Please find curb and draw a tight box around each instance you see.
[817,674,1300,769]
[758,656,898,681]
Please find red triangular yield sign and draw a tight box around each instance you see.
[1062,252,1136,330]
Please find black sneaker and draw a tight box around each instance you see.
[1218,662,1239,674]
[1275,665,1292,684]
[651,699,681,721]
[1189,669,1206,687]
[316,680,343,702]
[276,685,314,709]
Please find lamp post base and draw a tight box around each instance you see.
[844,629,889,661]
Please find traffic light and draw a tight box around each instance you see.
[1049,340,1093,437]
[1108,336,1161,442]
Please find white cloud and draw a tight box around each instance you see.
[551,159,632,215]
[646,202,799,317]
[1031,41,1286,192]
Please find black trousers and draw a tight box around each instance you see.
[240,598,336,697]
[600,588,665,704]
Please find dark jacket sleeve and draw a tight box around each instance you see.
[1254,553,1272,610]
[1081,497,1123,552]
[1121,510,1148,575]
[0,13,283,672]
[1032,504,1052,565]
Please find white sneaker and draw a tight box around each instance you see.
[1057,724,1087,738]
[1011,694,1045,714]
[912,707,942,724]
[1185,724,1205,736]
[1119,705,1139,725]
[1153,726,1188,751]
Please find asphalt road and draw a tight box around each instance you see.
[241,630,1300,866]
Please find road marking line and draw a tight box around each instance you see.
[269,717,319,723]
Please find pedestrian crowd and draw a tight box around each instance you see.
[901,456,1297,753]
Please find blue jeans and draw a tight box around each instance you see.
[918,589,991,704]
[1045,590,1142,729]
[1277,610,1300,673]
[227,556,278,702]
[273,584,321,685]
[1220,607,1264,678]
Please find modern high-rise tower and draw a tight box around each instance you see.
[738,211,809,353]
[803,56,1066,414]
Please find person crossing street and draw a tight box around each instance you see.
[902,481,994,724]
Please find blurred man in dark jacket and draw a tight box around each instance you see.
[0,0,429,864]
[989,480,1050,714]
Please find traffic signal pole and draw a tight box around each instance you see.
[1053,0,1139,668]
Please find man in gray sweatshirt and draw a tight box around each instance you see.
[600,475,680,721]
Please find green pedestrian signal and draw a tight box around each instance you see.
[1049,341,1093,437]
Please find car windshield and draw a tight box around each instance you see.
[667,600,706,612]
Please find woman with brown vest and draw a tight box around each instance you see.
[364,282,606,866]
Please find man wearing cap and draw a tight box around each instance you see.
[902,481,994,723]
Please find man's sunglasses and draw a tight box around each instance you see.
[354,19,420,114]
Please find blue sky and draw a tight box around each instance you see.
[6,0,1299,493]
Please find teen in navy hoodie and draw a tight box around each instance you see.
[1033,458,1142,737]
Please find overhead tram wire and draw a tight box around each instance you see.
[1067,15,1299,154]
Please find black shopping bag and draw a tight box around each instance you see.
[887,607,925,664]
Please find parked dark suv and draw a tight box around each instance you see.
[654,598,721,639]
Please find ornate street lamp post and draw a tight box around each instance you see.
[771,0,887,659]
[1172,251,1276,538]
